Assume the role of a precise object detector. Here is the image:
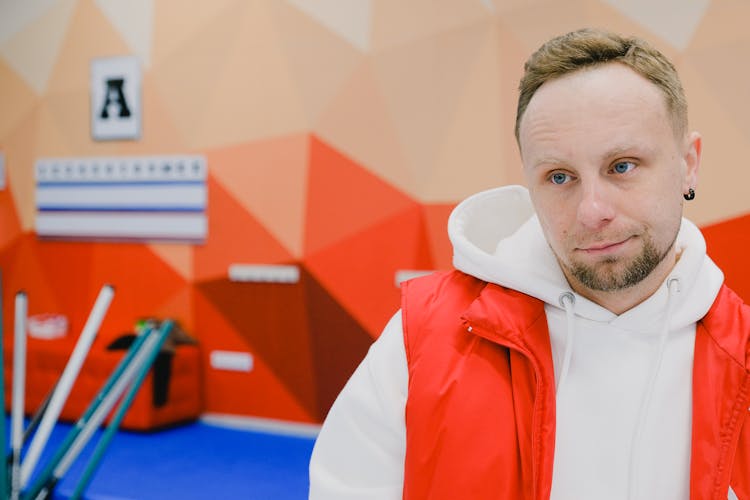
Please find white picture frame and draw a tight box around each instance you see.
[90,56,141,140]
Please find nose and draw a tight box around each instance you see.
[576,179,615,229]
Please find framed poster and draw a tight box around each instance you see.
[90,56,141,140]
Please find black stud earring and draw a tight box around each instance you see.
[683,188,695,201]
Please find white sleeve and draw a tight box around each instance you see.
[309,310,408,499]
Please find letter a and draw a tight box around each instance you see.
[99,78,131,119]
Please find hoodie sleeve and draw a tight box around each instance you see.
[309,311,408,499]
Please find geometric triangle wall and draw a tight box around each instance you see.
[2,0,750,424]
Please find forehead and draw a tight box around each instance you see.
[519,63,674,163]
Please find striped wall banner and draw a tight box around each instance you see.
[35,156,207,242]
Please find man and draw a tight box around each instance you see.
[309,28,750,500]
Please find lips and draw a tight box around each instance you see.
[578,236,633,253]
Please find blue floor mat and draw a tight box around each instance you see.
[18,420,315,500]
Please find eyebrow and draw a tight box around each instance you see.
[530,157,567,169]
[601,145,644,159]
[530,144,653,170]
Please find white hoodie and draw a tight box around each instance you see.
[309,185,724,500]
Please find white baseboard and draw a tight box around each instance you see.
[200,413,321,439]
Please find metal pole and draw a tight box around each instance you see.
[20,284,114,489]
[20,380,57,447]
[10,292,27,500]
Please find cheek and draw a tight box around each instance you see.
[536,196,572,227]
[530,189,577,241]
[646,181,683,223]
[651,199,684,238]
[535,206,572,250]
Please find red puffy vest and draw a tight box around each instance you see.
[401,271,750,499]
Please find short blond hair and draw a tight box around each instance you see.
[515,28,687,141]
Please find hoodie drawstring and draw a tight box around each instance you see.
[627,277,681,500]
[556,292,576,393]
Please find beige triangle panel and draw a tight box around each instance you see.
[192,1,307,149]
[0,58,38,141]
[37,90,93,155]
[3,109,39,231]
[207,134,309,258]
[45,0,130,95]
[486,0,550,16]
[36,92,121,157]
[314,60,413,195]
[370,19,493,199]
[599,0,710,51]
[495,24,532,190]
[151,0,244,66]
[285,0,372,52]
[678,59,750,226]
[683,44,750,129]
[115,73,189,155]
[499,0,612,55]
[269,1,365,125]
[370,0,488,52]
[686,1,750,51]
[94,0,154,68]
[0,0,60,44]
[0,0,77,95]
[150,5,238,148]
[582,0,680,55]
[425,23,509,202]
[150,1,307,150]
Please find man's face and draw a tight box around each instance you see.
[518,63,700,309]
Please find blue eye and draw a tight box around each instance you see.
[550,172,570,185]
[613,161,635,174]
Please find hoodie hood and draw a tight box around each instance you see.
[449,185,725,327]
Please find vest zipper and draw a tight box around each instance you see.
[465,321,555,500]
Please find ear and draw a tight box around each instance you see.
[683,131,701,193]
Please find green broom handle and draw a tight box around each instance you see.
[23,323,155,499]
[70,320,174,500]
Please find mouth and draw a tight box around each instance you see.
[578,236,634,255]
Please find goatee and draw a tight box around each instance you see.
[567,236,673,292]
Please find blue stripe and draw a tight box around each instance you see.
[36,180,205,187]
[37,206,204,213]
